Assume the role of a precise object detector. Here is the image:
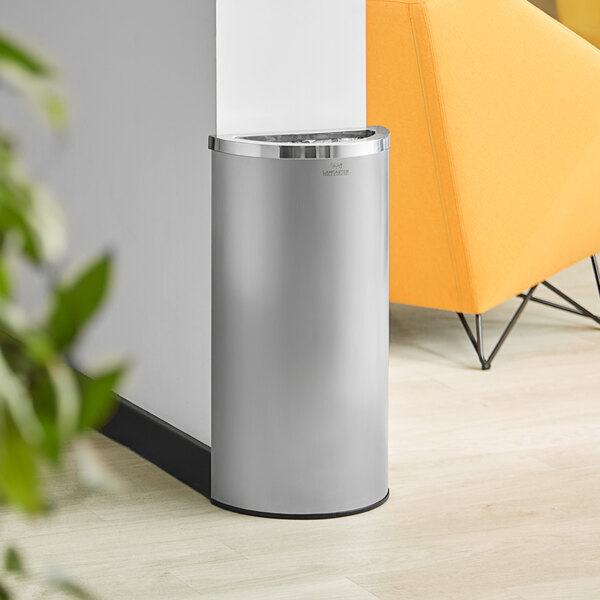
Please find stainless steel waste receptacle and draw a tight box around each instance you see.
[210,127,390,518]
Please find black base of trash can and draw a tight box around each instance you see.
[211,490,390,520]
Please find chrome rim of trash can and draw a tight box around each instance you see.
[208,126,390,159]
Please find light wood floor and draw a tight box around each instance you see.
[2,260,600,599]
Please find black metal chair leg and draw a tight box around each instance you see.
[474,314,489,370]
[457,286,537,370]
[592,255,600,299]
[517,256,600,326]
[456,256,599,370]
[541,280,600,325]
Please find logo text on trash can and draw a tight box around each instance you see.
[322,161,350,177]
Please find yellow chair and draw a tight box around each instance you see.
[556,0,600,47]
[367,0,600,369]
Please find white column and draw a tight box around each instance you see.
[216,0,366,135]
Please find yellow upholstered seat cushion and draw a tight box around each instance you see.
[367,0,600,314]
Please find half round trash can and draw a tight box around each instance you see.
[210,127,390,518]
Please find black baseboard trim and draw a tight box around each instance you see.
[211,490,390,520]
[100,398,389,519]
[99,397,211,499]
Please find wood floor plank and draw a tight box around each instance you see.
[1,259,599,599]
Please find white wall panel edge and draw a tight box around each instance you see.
[216,0,366,135]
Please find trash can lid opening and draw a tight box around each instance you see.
[209,126,390,160]
[242,129,377,144]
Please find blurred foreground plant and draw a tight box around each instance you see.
[0,30,126,599]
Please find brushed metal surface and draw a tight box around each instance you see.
[209,126,390,160]
[211,141,389,516]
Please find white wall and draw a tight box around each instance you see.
[0,1,216,444]
[1,0,367,448]
[216,0,366,135]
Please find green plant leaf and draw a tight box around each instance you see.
[0,581,10,600]
[0,348,43,445]
[28,367,61,463]
[0,34,67,130]
[74,439,123,493]
[0,188,44,264]
[48,362,80,440]
[0,412,42,513]
[20,183,66,264]
[38,89,68,129]
[48,255,112,351]
[0,33,51,77]
[19,330,55,365]
[76,366,124,431]
[2,65,68,130]
[50,574,95,600]
[3,548,23,574]
[0,160,66,265]
[0,256,11,298]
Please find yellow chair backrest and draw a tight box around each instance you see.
[367,0,600,315]
[556,0,600,47]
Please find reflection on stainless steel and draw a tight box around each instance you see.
[208,126,390,159]
[243,129,377,144]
